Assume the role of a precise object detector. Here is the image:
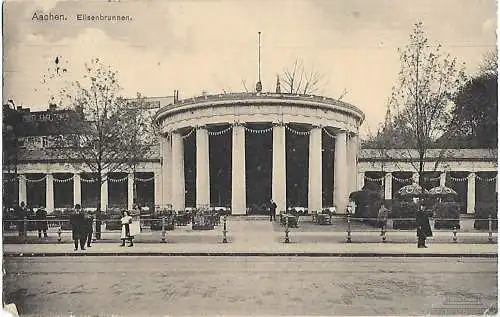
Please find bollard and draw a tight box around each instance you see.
[161,216,166,243]
[452,226,457,243]
[284,216,290,243]
[346,214,352,243]
[57,227,62,243]
[92,218,97,242]
[222,216,228,243]
[488,215,493,243]
[381,224,386,243]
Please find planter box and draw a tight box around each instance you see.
[280,215,298,228]
[392,220,417,230]
[192,224,214,230]
[150,219,175,231]
[434,220,460,229]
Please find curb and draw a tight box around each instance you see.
[4,252,498,258]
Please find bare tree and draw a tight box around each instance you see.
[51,58,147,215]
[386,22,466,185]
[281,58,324,95]
[121,94,159,204]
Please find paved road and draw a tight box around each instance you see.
[4,256,497,316]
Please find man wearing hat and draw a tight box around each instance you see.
[70,204,87,251]
[35,206,48,238]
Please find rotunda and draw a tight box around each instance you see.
[153,92,365,214]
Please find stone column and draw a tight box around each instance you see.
[154,170,161,207]
[196,127,210,208]
[73,173,81,207]
[160,134,172,207]
[440,172,446,187]
[308,126,322,213]
[384,172,392,200]
[496,173,498,194]
[18,174,27,205]
[231,124,246,215]
[334,132,347,213]
[347,134,358,195]
[46,173,54,212]
[100,177,108,211]
[127,173,134,210]
[272,124,286,214]
[357,172,365,190]
[171,131,185,211]
[467,172,476,214]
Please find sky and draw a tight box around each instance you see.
[2,0,497,135]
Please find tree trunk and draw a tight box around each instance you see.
[95,170,103,239]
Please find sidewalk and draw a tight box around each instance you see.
[3,218,497,257]
[3,242,497,257]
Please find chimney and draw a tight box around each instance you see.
[173,90,180,104]
[16,106,22,111]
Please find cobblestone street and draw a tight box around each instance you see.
[4,256,497,316]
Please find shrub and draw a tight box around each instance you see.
[391,201,417,229]
[474,202,498,230]
[433,202,460,229]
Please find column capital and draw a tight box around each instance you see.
[272,121,284,127]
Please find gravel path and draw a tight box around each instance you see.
[4,256,497,316]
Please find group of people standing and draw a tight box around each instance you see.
[377,201,433,248]
[14,201,49,238]
[70,204,94,251]
[69,206,137,250]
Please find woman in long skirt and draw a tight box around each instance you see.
[120,210,134,247]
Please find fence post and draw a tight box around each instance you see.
[57,227,62,243]
[452,226,457,243]
[381,223,386,243]
[161,216,166,243]
[222,216,228,243]
[284,216,290,243]
[346,214,352,243]
[488,215,493,243]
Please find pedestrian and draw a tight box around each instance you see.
[35,206,48,238]
[347,200,356,214]
[377,202,389,233]
[120,210,134,247]
[26,206,36,232]
[70,204,87,251]
[15,201,27,237]
[416,204,432,248]
[84,211,94,248]
[269,199,277,222]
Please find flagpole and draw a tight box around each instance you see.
[258,31,261,83]
[256,32,262,92]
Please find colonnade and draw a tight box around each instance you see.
[160,124,358,215]
[359,171,498,214]
[16,172,157,212]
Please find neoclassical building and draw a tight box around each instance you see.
[4,94,498,215]
[154,93,365,214]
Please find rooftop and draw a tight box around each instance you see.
[154,92,365,123]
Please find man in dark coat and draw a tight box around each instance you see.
[35,206,48,238]
[84,212,94,248]
[416,205,433,248]
[269,199,277,222]
[70,204,87,251]
[15,201,27,237]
